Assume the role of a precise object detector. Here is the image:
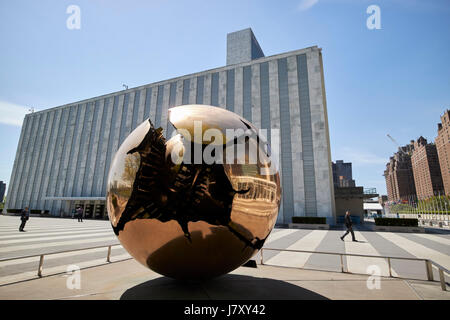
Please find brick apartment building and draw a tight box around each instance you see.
[384,142,416,202]
[411,136,444,199]
[436,110,450,195]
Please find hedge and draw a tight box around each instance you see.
[6,209,22,214]
[292,216,327,224]
[374,217,418,227]
[6,209,50,214]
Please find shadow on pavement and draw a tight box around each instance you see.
[120,274,328,300]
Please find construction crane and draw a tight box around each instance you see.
[387,134,409,155]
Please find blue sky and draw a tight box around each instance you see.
[0,0,449,196]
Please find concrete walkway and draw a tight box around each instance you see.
[0,258,448,300]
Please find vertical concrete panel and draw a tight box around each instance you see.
[48,108,70,214]
[76,102,96,197]
[287,56,305,217]
[118,93,130,146]
[14,115,36,209]
[22,112,46,209]
[307,49,333,220]
[90,99,107,197]
[130,91,140,130]
[218,71,227,109]
[226,69,235,112]
[251,64,261,129]
[196,76,204,104]
[113,95,125,151]
[297,54,317,217]
[210,73,219,106]
[182,79,190,105]
[189,77,197,104]
[260,62,271,142]
[277,58,294,223]
[203,73,212,105]
[149,86,158,123]
[167,82,178,138]
[143,87,152,120]
[155,85,164,128]
[85,100,105,196]
[7,116,31,209]
[41,109,63,210]
[53,106,77,214]
[32,112,54,209]
[175,80,183,106]
[125,91,135,137]
[64,104,83,199]
[268,60,282,223]
[100,97,115,195]
[160,83,170,135]
[234,67,243,117]
[242,66,252,122]
[26,112,47,209]
[137,88,146,125]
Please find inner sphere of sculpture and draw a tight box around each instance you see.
[106,105,281,280]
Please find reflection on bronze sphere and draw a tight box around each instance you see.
[106,105,281,280]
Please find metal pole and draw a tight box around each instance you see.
[260,249,264,265]
[426,260,434,281]
[340,254,345,273]
[387,257,392,277]
[38,255,44,277]
[439,269,446,291]
[107,246,112,262]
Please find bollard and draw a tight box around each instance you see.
[425,260,434,281]
[107,246,112,263]
[38,255,44,277]
[439,269,446,291]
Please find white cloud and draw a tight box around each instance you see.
[0,101,35,126]
[334,147,387,165]
[297,0,319,11]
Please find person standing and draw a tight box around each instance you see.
[340,210,357,242]
[19,206,30,232]
[76,206,83,222]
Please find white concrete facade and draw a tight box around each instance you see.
[6,34,336,223]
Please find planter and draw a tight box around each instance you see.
[288,223,330,230]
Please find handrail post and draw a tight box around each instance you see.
[106,246,112,263]
[426,260,434,281]
[340,254,345,273]
[439,269,446,291]
[387,257,392,277]
[37,255,44,277]
[260,249,264,265]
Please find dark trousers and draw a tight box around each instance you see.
[342,226,355,240]
[19,219,27,231]
[78,215,83,222]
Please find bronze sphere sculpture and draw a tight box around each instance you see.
[106,105,281,280]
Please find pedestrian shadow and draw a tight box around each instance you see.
[120,274,328,300]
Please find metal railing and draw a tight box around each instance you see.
[260,248,449,291]
[0,243,126,279]
[1,244,448,292]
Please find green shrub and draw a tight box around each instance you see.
[292,216,326,224]
[375,217,418,227]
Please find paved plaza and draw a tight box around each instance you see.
[0,215,449,299]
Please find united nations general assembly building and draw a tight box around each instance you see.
[5,28,336,224]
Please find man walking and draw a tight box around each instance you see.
[340,210,357,242]
[19,206,30,232]
[76,206,83,222]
